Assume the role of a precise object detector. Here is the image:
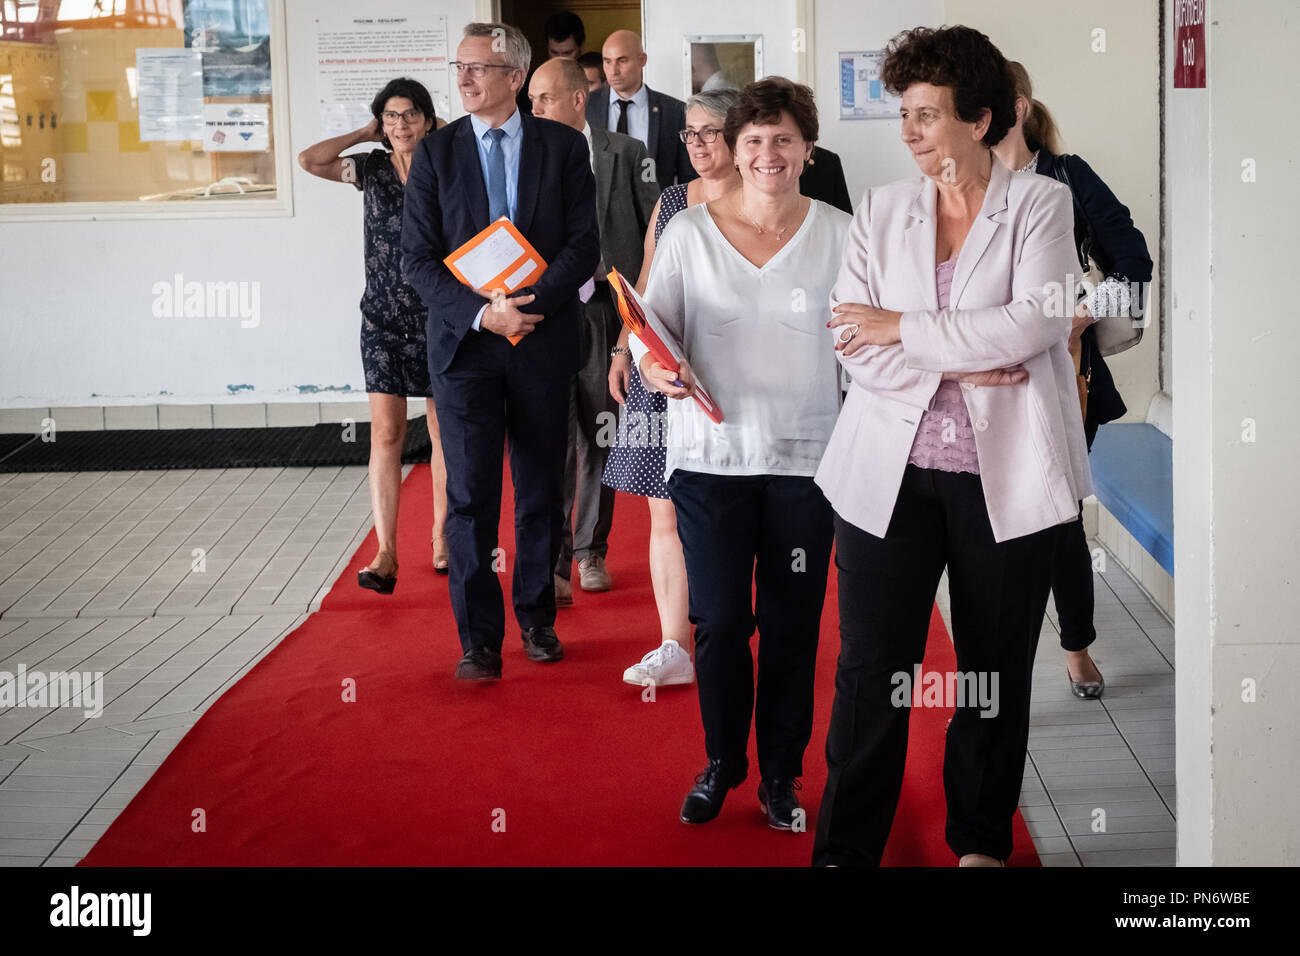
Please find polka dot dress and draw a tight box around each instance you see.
[601,183,689,500]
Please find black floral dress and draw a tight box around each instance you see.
[349,148,433,397]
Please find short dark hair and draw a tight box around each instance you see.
[879,25,1016,148]
[577,51,602,71]
[544,11,585,47]
[370,77,436,149]
[723,76,818,153]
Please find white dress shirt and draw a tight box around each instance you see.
[606,82,649,147]
[630,200,852,480]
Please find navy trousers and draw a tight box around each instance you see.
[668,470,833,780]
[431,331,570,654]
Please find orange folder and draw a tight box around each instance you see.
[607,267,723,424]
[444,217,547,345]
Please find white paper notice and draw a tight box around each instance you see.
[453,228,526,289]
[314,7,452,138]
[319,102,375,140]
[202,103,270,152]
[136,48,204,141]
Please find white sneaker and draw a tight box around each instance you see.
[623,641,694,687]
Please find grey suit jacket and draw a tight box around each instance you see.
[591,126,660,282]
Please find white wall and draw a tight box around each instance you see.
[0,0,479,409]
[2,0,1160,416]
[811,0,944,204]
[643,0,800,102]
[1170,0,1300,865]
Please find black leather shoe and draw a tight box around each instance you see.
[679,758,747,824]
[454,647,502,681]
[758,777,803,830]
[521,626,564,662]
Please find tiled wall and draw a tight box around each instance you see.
[1094,499,1174,621]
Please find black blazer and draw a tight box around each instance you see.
[1036,148,1153,433]
[586,84,696,193]
[800,145,853,214]
[400,113,601,378]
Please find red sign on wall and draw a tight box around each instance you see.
[1174,0,1207,88]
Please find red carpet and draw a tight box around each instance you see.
[80,464,1040,866]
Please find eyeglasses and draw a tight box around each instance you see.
[450,61,517,78]
[382,109,424,125]
[679,127,722,144]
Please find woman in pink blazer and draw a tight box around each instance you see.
[810,26,1092,867]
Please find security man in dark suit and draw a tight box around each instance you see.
[529,56,660,603]
[401,23,600,681]
[586,29,696,193]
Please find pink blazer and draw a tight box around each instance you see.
[815,158,1093,543]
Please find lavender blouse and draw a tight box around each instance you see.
[905,258,980,474]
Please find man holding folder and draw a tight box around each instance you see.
[402,22,601,680]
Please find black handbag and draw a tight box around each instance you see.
[1050,155,1144,357]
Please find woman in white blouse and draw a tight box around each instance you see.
[632,78,850,829]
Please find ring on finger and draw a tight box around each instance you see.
[837,323,860,345]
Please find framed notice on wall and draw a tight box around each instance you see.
[839,50,898,120]
[683,35,762,97]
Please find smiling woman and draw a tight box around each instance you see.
[629,76,853,833]
[296,76,450,590]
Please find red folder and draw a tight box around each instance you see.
[607,268,723,424]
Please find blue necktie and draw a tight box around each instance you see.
[486,127,508,221]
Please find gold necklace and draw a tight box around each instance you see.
[740,196,796,241]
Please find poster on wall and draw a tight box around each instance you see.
[183,0,273,97]
[839,51,898,120]
[202,102,270,151]
[683,36,762,97]
[314,7,452,139]
[135,48,205,141]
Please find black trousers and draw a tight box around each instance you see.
[431,332,570,654]
[557,284,619,576]
[668,470,833,779]
[812,465,1056,866]
[1050,418,1099,651]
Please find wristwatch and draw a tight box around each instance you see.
[610,346,632,358]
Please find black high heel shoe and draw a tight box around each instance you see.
[358,555,397,594]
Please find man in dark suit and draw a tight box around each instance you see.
[401,22,600,681]
[587,29,696,193]
[529,56,660,604]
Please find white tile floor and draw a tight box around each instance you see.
[0,465,1175,866]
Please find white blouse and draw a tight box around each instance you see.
[630,199,851,481]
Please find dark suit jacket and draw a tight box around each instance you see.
[401,113,601,378]
[591,127,660,281]
[800,145,852,214]
[1036,148,1153,431]
[586,84,696,193]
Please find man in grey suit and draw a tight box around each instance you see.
[529,57,660,601]
[586,30,696,193]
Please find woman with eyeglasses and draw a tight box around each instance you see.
[298,77,451,593]
[604,88,742,691]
